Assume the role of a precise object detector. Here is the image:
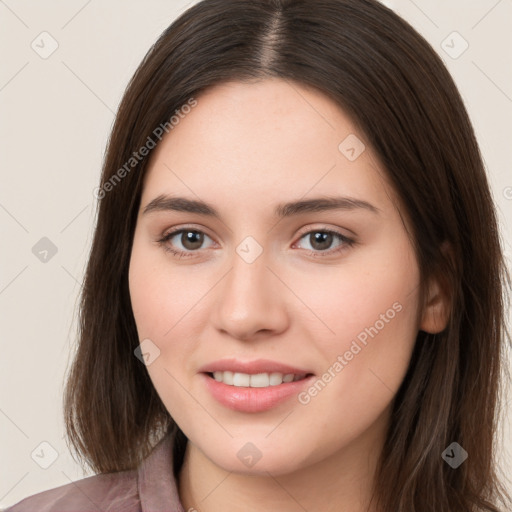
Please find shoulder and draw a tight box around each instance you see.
[4,428,182,512]
[4,469,140,512]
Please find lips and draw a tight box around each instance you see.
[199,358,315,413]
[198,358,313,376]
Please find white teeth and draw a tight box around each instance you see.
[269,372,283,386]
[233,372,250,387]
[211,371,305,387]
[249,373,269,387]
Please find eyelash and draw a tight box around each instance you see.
[157,226,356,259]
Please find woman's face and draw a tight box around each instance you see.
[129,78,438,475]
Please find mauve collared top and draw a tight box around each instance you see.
[5,430,186,512]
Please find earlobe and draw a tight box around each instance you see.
[419,277,450,333]
[419,241,453,334]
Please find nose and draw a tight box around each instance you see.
[210,250,290,342]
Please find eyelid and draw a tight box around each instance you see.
[161,224,217,242]
[294,224,353,240]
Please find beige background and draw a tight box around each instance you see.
[1,0,511,508]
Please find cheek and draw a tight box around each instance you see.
[129,239,203,340]
[328,270,419,355]
[128,239,216,399]
[301,275,413,342]
[288,278,419,460]
[291,241,420,388]
[128,241,205,424]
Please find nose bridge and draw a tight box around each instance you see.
[212,243,288,339]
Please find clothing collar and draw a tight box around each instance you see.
[137,428,185,512]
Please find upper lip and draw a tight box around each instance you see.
[198,358,314,376]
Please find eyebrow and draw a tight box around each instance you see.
[142,194,380,218]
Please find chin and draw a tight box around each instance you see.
[190,434,318,476]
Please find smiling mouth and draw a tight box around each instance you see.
[206,371,313,388]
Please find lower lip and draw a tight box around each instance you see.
[202,373,314,413]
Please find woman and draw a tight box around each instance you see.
[7,0,511,511]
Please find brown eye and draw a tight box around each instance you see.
[295,229,355,256]
[158,228,215,257]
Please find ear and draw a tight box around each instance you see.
[419,242,453,334]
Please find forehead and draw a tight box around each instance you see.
[141,79,396,214]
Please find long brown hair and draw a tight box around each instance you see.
[63,1,512,510]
